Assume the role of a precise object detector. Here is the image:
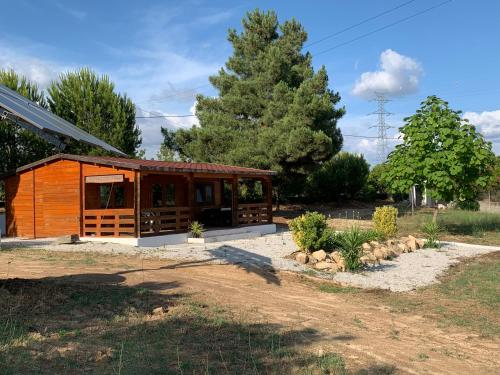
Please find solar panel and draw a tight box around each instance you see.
[0,84,126,156]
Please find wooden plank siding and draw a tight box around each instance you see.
[5,172,34,238]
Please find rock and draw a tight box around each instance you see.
[329,263,339,272]
[315,261,332,270]
[397,243,408,253]
[406,237,418,251]
[152,306,165,316]
[295,252,309,264]
[373,248,386,260]
[311,250,327,262]
[360,256,370,265]
[369,241,380,247]
[416,238,425,249]
[55,234,79,244]
[330,251,343,264]
[386,239,396,247]
[379,246,393,259]
[362,242,372,252]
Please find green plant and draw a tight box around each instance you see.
[335,226,377,271]
[317,227,338,252]
[372,206,398,239]
[288,211,328,252]
[189,221,204,238]
[456,199,480,211]
[421,221,441,248]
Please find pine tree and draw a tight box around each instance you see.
[167,10,344,197]
[48,68,142,156]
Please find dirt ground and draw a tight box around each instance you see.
[1,249,498,374]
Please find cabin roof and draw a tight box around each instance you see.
[13,154,277,176]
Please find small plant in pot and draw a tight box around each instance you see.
[189,221,204,238]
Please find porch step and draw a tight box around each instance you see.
[188,230,261,244]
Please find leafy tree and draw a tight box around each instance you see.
[48,68,142,156]
[306,152,369,201]
[166,10,344,198]
[382,96,495,208]
[0,70,54,177]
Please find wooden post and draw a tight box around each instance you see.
[265,178,273,224]
[232,175,239,227]
[135,171,141,238]
[187,173,195,224]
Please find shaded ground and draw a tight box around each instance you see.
[1,249,499,374]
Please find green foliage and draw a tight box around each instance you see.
[48,68,142,156]
[288,211,329,252]
[0,70,54,176]
[305,152,369,201]
[372,206,398,239]
[239,180,264,203]
[317,228,338,252]
[163,10,345,197]
[456,199,480,211]
[421,221,441,248]
[334,227,378,271]
[189,221,204,238]
[382,96,496,204]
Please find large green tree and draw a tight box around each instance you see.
[382,96,495,207]
[164,10,344,197]
[0,70,54,176]
[48,68,142,156]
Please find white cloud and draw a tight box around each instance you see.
[0,43,69,88]
[136,104,199,159]
[352,49,422,99]
[463,110,500,139]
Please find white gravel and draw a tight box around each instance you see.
[2,233,499,292]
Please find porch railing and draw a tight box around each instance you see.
[83,209,135,237]
[237,203,271,225]
[140,206,190,236]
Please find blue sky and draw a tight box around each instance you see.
[1,0,499,163]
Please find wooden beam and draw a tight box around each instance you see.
[135,171,141,238]
[266,178,273,224]
[232,175,239,227]
[187,173,195,223]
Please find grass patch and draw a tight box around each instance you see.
[382,252,500,337]
[318,284,361,294]
[398,209,500,245]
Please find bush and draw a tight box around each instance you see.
[317,228,338,252]
[305,152,369,202]
[456,199,480,211]
[335,227,378,271]
[421,221,440,248]
[289,212,329,252]
[372,206,398,239]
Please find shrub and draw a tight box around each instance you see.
[421,221,440,248]
[335,227,377,271]
[289,212,328,252]
[305,152,369,201]
[317,228,338,252]
[456,199,480,211]
[189,221,204,238]
[372,206,398,239]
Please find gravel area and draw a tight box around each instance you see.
[2,233,499,292]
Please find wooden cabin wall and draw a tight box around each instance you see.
[5,172,34,238]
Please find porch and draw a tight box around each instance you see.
[81,171,273,241]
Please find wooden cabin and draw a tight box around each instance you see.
[2,154,276,245]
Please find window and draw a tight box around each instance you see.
[99,184,125,208]
[166,183,175,206]
[195,183,214,204]
[152,184,163,208]
[100,185,112,208]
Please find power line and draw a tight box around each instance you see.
[314,0,453,56]
[305,0,417,48]
[136,114,196,119]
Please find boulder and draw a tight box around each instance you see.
[311,250,327,262]
[379,246,392,259]
[315,261,332,271]
[295,252,309,264]
[360,256,371,265]
[329,263,339,272]
[386,239,396,247]
[397,243,408,253]
[329,251,343,264]
[361,242,372,252]
[406,237,418,251]
[369,241,380,247]
[152,306,165,316]
[416,238,425,249]
[373,248,386,260]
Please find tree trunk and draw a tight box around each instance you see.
[432,207,438,223]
